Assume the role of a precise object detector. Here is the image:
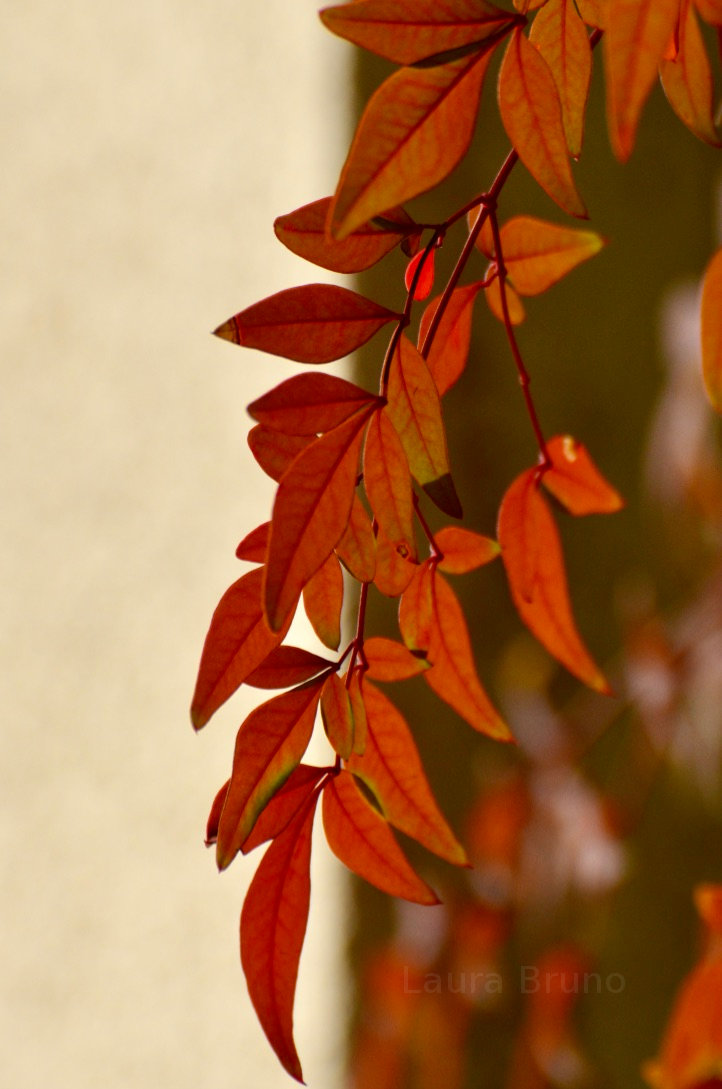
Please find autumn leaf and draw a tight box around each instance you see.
[236,521,270,564]
[498,28,587,217]
[435,526,501,573]
[529,0,592,159]
[386,334,462,517]
[498,468,611,692]
[363,409,417,562]
[274,196,415,273]
[347,667,369,755]
[484,274,526,325]
[374,523,419,597]
[204,779,229,847]
[347,680,468,864]
[478,216,606,294]
[303,551,345,651]
[404,248,436,300]
[240,794,319,1082]
[265,407,374,631]
[336,495,378,582]
[329,52,492,239]
[417,281,485,394]
[241,765,328,854]
[247,425,312,482]
[364,636,430,681]
[320,0,520,66]
[542,434,624,514]
[660,1,720,147]
[322,770,440,903]
[701,246,722,413]
[398,559,436,652]
[248,373,381,436]
[321,671,355,759]
[245,645,335,690]
[575,0,607,27]
[696,0,722,24]
[191,567,292,730]
[215,284,401,363]
[216,676,327,870]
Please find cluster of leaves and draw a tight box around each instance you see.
[191,0,722,1081]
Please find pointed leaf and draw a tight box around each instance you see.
[364,636,430,680]
[336,494,377,582]
[347,681,468,864]
[484,274,526,324]
[191,567,292,730]
[216,676,327,869]
[363,409,417,561]
[303,551,345,651]
[240,794,319,1082]
[236,521,270,563]
[321,671,355,759]
[386,334,462,517]
[248,425,312,482]
[498,468,611,692]
[274,196,414,273]
[245,645,335,690]
[215,284,401,364]
[265,408,374,631]
[485,216,606,296]
[373,524,419,596]
[347,667,369,755]
[205,779,230,847]
[418,281,485,394]
[322,770,439,903]
[498,28,586,217]
[398,559,436,651]
[660,2,721,146]
[242,765,328,853]
[543,434,624,514]
[329,52,491,239]
[405,248,436,300]
[249,373,381,435]
[435,526,501,573]
[701,246,722,413]
[529,0,592,159]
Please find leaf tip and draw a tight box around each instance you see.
[212,317,242,345]
[423,474,463,519]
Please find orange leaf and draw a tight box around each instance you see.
[603,0,680,161]
[247,425,312,482]
[484,274,526,324]
[660,1,721,146]
[329,52,491,239]
[363,410,417,561]
[696,0,722,23]
[404,248,436,300]
[241,765,328,854]
[529,0,592,159]
[236,521,270,563]
[347,681,468,864]
[320,0,520,66]
[274,196,414,273]
[364,636,430,681]
[543,434,624,514]
[417,281,485,394]
[303,551,345,651]
[347,667,369,755]
[498,468,611,692]
[248,373,381,435]
[322,770,439,903]
[240,794,319,1083]
[191,567,292,730]
[498,28,587,217]
[398,559,436,651]
[216,676,327,869]
[245,645,335,690]
[214,284,401,363]
[575,0,608,27]
[487,216,606,295]
[701,246,722,413]
[386,334,462,517]
[265,407,374,631]
[336,494,378,582]
[435,526,501,573]
[321,671,356,759]
[374,524,419,596]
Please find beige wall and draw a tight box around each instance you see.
[2,3,348,1085]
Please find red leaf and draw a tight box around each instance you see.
[248,373,381,436]
[498,28,586,217]
[236,521,270,564]
[347,666,369,755]
[417,281,484,394]
[477,215,606,295]
[404,248,436,300]
[205,779,229,847]
[322,770,440,903]
[216,676,327,870]
[498,468,611,692]
[702,246,722,413]
[242,765,328,853]
[543,435,624,515]
[529,0,592,159]
[245,645,335,690]
[274,196,414,273]
[240,794,319,1082]
[329,52,492,239]
[247,425,312,483]
[321,671,356,759]
[364,636,430,681]
[265,408,374,631]
[398,559,436,651]
[214,284,401,364]
[191,567,292,730]
[435,526,501,573]
[373,524,419,597]
[696,0,722,23]
[363,409,417,562]
[336,494,378,582]
[347,681,468,864]
[660,1,721,146]
[303,551,345,651]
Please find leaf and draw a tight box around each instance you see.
[191,567,292,730]
[236,521,270,563]
[529,0,592,159]
[660,1,721,146]
[575,0,608,27]
[216,676,327,869]
[417,281,485,394]
[247,425,312,483]
[542,434,625,514]
[498,468,611,692]
[322,770,440,904]
[205,779,229,847]
[348,681,468,864]
[265,407,374,631]
[303,551,345,651]
[603,0,680,161]
[248,373,381,436]
[364,636,430,681]
[240,794,319,1083]
[405,248,436,300]
[363,409,417,561]
[373,524,419,596]
[497,28,587,217]
[329,52,492,239]
[274,196,414,273]
[484,274,526,324]
[347,667,369,755]
[398,559,436,652]
[701,246,722,413]
[696,0,722,24]
[245,645,336,690]
[321,671,355,759]
[336,494,377,582]
[435,526,501,573]
[320,0,520,66]
[215,284,401,364]
[242,765,328,853]
[478,216,606,295]
[386,334,462,517]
